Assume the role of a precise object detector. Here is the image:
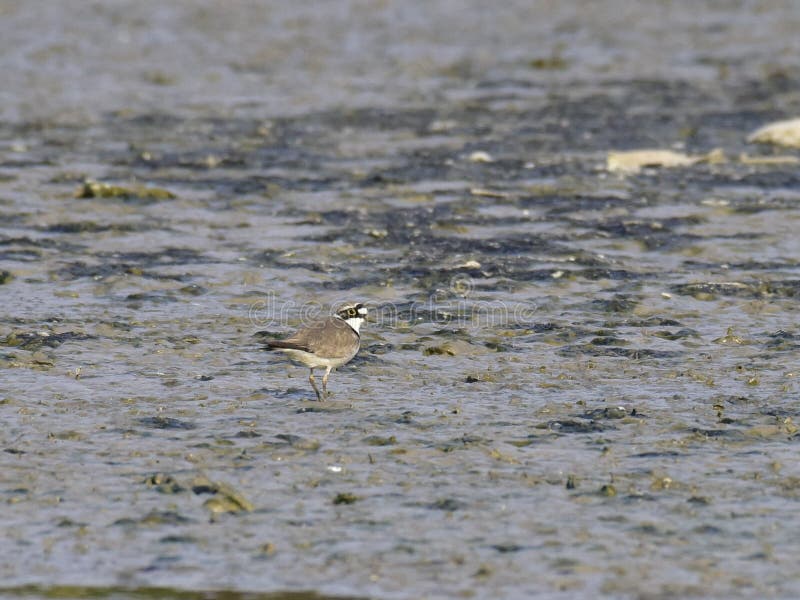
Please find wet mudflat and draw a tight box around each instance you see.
[2,2,800,599]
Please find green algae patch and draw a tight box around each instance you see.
[599,484,617,497]
[190,476,254,514]
[332,492,360,505]
[0,584,358,600]
[75,180,177,201]
[140,472,254,514]
[0,331,91,351]
[144,473,185,494]
[204,494,252,515]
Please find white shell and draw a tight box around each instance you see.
[747,118,800,148]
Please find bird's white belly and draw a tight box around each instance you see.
[278,348,355,369]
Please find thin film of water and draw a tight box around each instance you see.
[2,2,800,599]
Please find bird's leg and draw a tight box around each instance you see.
[309,368,322,401]
[322,366,333,399]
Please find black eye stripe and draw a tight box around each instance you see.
[336,305,367,319]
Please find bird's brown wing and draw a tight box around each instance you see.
[277,317,359,359]
[265,339,311,352]
[298,317,360,358]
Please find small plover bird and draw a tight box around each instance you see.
[263,302,367,400]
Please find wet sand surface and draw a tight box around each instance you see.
[2,2,800,598]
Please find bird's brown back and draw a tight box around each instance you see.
[268,317,360,359]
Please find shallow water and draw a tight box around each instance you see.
[2,2,800,599]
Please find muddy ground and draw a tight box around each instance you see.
[2,2,800,599]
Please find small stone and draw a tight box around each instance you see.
[747,117,800,148]
[454,259,481,269]
[739,153,800,165]
[607,149,697,174]
[468,151,494,163]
